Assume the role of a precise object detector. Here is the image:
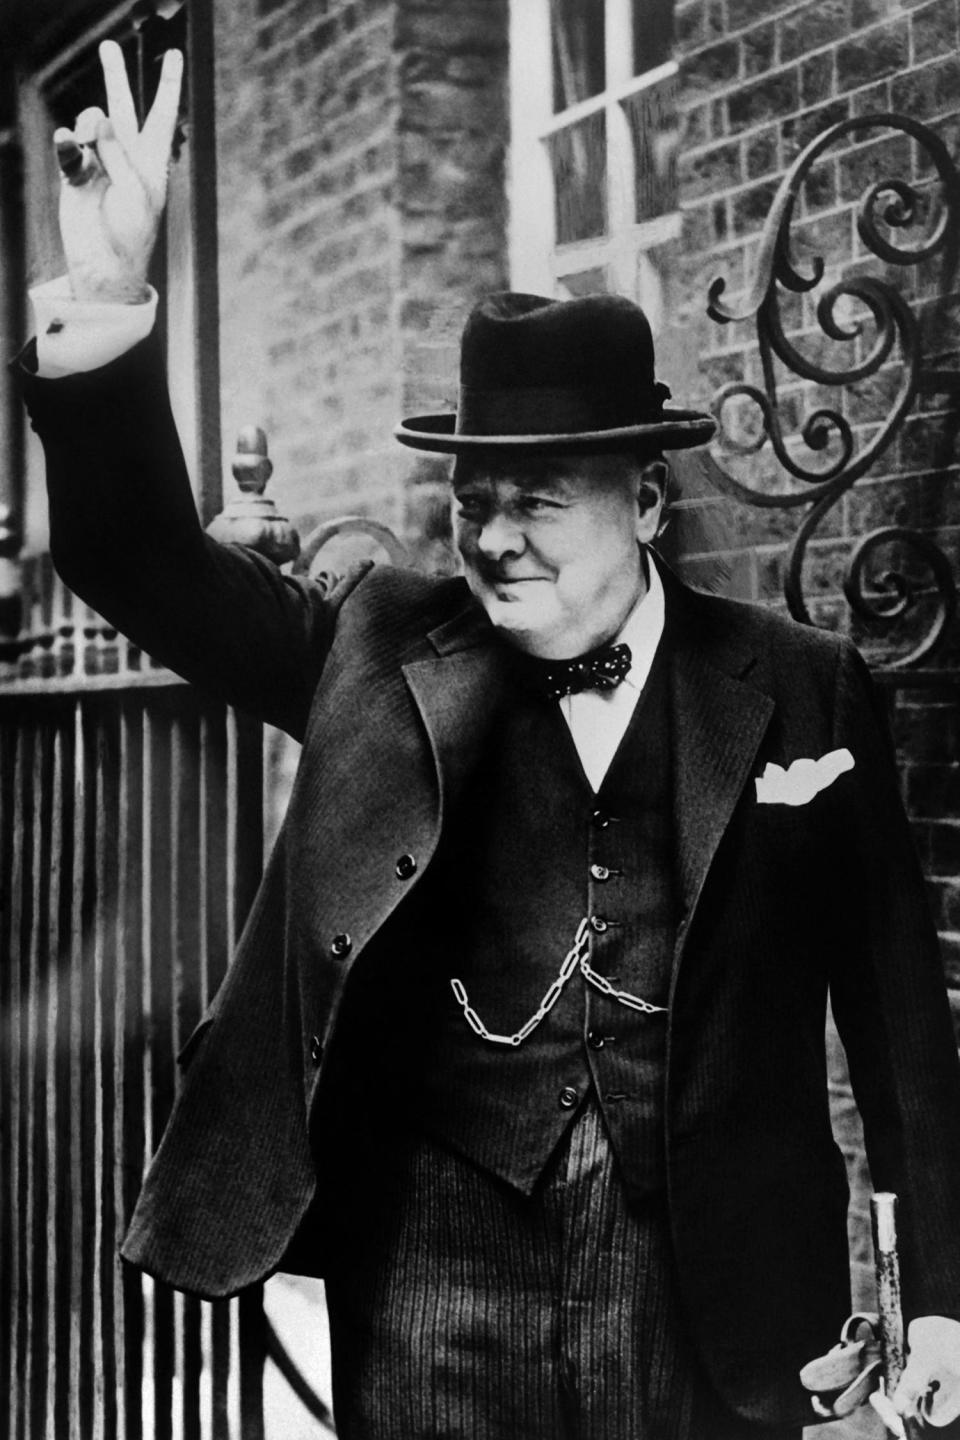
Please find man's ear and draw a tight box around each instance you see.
[635,459,669,542]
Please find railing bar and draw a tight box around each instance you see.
[90,706,106,1440]
[201,703,232,1434]
[183,1293,205,1440]
[97,701,122,1440]
[28,717,53,1438]
[141,705,157,1440]
[9,723,27,1440]
[238,1291,265,1440]
[211,1302,231,1440]
[18,722,37,1440]
[76,701,98,1439]
[120,696,146,1440]
[0,670,187,697]
[53,706,77,1440]
[231,708,266,1433]
[46,716,66,1437]
[172,703,204,1440]
[68,698,85,1440]
[228,1297,242,1440]
[23,726,38,1439]
[0,717,15,1440]
[148,699,174,1440]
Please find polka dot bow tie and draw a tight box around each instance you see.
[535,642,633,702]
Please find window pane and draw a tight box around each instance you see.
[558,267,609,298]
[547,111,608,243]
[551,0,605,113]
[632,0,674,76]
[622,72,678,221]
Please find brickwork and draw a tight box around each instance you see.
[213,0,508,561]
[214,0,405,540]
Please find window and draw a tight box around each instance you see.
[509,0,678,309]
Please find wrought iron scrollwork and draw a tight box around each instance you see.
[707,112,960,666]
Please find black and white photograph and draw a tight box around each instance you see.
[3,1,960,1436]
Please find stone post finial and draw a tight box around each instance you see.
[205,426,300,565]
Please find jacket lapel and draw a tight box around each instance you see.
[402,599,511,820]
[665,580,775,967]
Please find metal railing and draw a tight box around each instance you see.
[707,112,960,671]
[1,553,267,1440]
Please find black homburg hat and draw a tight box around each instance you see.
[395,291,716,454]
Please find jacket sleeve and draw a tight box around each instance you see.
[827,638,960,1321]
[16,333,364,740]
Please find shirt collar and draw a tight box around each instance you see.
[610,548,666,694]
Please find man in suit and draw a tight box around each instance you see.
[19,40,960,1440]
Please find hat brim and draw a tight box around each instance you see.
[394,408,716,454]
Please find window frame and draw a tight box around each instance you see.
[508,0,680,303]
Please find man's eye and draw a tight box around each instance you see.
[455,500,484,521]
[519,496,556,513]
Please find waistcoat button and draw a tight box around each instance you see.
[590,915,609,934]
[591,810,611,829]
[395,853,417,880]
[590,863,610,882]
[309,1034,323,1065]
[587,1030,605,1050]
[330,932,352,958]
[558,1086,579,1109]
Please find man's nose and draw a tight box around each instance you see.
[475,510,525,559]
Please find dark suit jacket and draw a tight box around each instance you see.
[19,337,960,1425]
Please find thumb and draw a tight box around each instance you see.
[54,127,103,189]
[891,1359,927,1417]
[94,116,142,194]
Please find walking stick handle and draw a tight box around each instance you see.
[871,1192,924,1439]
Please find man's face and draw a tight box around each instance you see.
[452,452,664,659]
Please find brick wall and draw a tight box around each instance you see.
[672,0,960,613]
[215,0,405,538]
[213,0,508,558]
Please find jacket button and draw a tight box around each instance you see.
[559,1086,579,1109]
[395,853,417,880]
[309,1034,323,1065]
[330,932,352,958]
[590,915,609,934]
[587,1030,606,1050]
[590,863,610,882]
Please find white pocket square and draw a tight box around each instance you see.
[755,747,854,806]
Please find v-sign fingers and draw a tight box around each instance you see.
[99,40,139,149]
[139,49,184,188]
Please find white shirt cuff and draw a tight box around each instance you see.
[30,276,158,379]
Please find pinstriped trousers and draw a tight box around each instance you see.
[323,1103,801,1440]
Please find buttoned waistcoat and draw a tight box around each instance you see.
[336,636,677,1196]
[19,336,960,1427]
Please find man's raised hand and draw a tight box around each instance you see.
[55,40,183,303]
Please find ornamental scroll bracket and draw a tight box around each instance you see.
[706,112,960,669]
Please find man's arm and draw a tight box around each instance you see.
[823,641,960,1424]
[826,640,960,1313]
[19,331,361,739]
[18,40,363,737]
